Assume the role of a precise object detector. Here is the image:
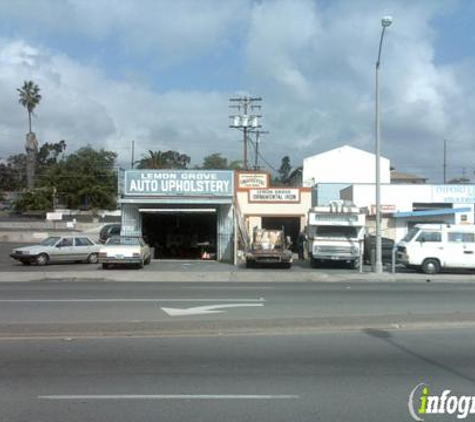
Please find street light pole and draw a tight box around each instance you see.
[374,16,392,274]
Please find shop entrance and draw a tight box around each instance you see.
[142,210,217,259]
[261,216,301,252]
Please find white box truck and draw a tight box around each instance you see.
[397,223,475,274]
[307,201,366,268]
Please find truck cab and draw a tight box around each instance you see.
[307,201,365,268]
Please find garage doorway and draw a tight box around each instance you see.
[261,216,301,252]
[142,209,217,259]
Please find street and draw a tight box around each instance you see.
[2,329,475,421]
[1,281,475,421]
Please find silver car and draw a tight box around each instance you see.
[99,236,152,269]
[10,235,101,266]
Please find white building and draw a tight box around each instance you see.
[341,183,475,241]
[303,145,390,186]
[302,144,475,241]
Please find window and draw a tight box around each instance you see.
[41,237,61,246]
[57,238,73,247]
[75,237,93,246]
[401,227,419,242]
[416,231,441,243]
[448,232,475,243]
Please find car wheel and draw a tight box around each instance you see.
[310,258,319,268]
[36,253,49,266]
[144,255,151,265]
[102,263,110,270]
[422,258,440,275]
[87,253,99,264]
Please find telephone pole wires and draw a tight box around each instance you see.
[229,96,262,170]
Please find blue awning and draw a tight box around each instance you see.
[392,207,472,218]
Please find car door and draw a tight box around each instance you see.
[444,232,475,269]
[74,237,93,261]
[54,237,75,262]
[415,230,443,264]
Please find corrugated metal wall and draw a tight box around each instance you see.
[217,204,234,262]
[121,204,141,236]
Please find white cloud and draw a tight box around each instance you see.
[0,0,474,182]
[0,37,239,166]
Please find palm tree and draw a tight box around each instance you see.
[17,80,42,134]
[136,150,167,169]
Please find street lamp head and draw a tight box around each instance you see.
[381,16,393,27]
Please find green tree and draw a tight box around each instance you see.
[278,156,292,185]
[17,80,42,134]
[14,188,54,212]
[201,153,228,169]
[197,153,242,170]
[0,154,27,191]
[136,150,190,169]
[37,146,118,210]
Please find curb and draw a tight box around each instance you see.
[1,270,475,283]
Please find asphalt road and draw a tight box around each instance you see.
[2,328,475,422]
[1,281,475,336]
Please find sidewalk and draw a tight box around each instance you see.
[2,260,475,283]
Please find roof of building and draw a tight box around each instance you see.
[392,207,471,218]
[390,171,427,183]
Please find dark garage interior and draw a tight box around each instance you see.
[261,216,301,251]
[142,211,217,259]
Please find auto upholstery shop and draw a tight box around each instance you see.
[118,170,234,262]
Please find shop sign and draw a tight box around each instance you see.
[369,204,396,215]
[124,170,233,197]
[46,212,63,220]
[249,189,300,203]
[432,185,475,203]
[238,173,268,189]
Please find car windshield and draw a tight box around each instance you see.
[401,227,420,243]
[40,237,61,246]
[106,237,141,246]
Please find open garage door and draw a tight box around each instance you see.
[261,216,301,252]
[141,209,217,259]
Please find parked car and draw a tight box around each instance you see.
[98,223,121,244]
[99,236,151,269]
[363,235,395,264]
[10,235,101,266]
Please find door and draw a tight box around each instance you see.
[444,231,475,268]
[414,230,443,265]
[54,237,75,262]
[74,237,94,261]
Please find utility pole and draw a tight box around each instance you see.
[131,140,135,169]
[229,96,262,170]
[443,139,447,184]
[253,130,269,170]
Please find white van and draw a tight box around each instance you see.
[397,224,475,274]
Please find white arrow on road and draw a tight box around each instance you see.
[161,303,264,316]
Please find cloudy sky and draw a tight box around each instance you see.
[0,0,474,182]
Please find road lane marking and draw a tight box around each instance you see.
[161,303,264,316]
[38,394,299,400]
[0,298,266,303]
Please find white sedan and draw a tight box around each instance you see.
[10,235,101,266]
[99,236,152,269]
